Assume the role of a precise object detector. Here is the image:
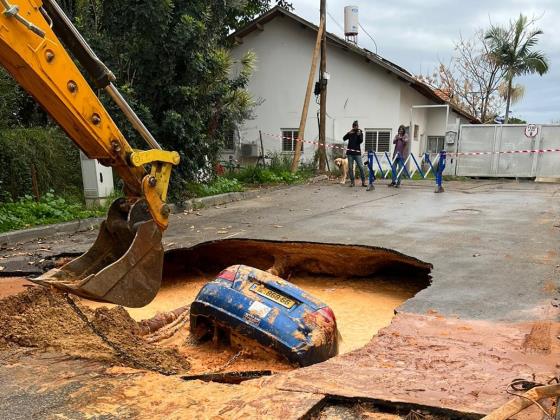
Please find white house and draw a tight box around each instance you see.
[225,7,477,166]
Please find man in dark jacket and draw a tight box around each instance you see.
[343,121,366,187]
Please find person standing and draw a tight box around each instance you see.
[343,121,366,187]
[389,125,408,188]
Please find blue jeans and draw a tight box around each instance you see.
[367,151,376,185]
[436,153,446,187]
[391,155,405,185]
[347,154,365,184]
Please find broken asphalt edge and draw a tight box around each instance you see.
[302,393,484,419]
[0,217,104,247]
[0,178,327,246]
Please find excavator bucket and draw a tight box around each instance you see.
[32,198,164,307]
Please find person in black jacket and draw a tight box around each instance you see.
[343,121,366,187]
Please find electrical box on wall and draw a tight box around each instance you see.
[445,130,457,144]
[80,151,114,208]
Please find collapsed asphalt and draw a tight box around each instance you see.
[0,179,558,418]
[3,179,558,321]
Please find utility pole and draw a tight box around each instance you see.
[318,0,327,172]
[291,18,325,173]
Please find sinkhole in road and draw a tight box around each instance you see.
[86,239,432,375]
[0,239,431,378]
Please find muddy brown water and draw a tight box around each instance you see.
[85,273,421,355]
[0,240,431,375]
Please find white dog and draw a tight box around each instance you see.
[334,157,348,184]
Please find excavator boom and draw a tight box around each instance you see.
[0,0,179,307]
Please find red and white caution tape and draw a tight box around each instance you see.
[261,131,560,157]
[261,131,363,154]
[450,148,560,157]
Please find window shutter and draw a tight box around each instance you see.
[281,130,301,152]
[378,131,391,152]
[427,136,445,153]
[282,131,292,152]
[365,131,376,151]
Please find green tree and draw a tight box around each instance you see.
[0,68,49,129]
[0,0,289,199]
[485,14,550,123]
[0,69,19,129]
[417,31,507,123]
[221,0,293,35]
[82,1,259,195]
[507,116,527,124]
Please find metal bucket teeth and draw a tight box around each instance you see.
[32,198,163,308]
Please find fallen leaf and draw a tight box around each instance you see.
[217,230,229,234]
[274,225,284,228]
[0,266,4,271]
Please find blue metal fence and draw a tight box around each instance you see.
[365,151,447,193]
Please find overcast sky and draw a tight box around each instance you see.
[289,0,559,123]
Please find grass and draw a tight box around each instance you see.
[0,191,106,233]
[226,166,310,185]
[185,177,244,198]
[185,154,315,199]
[1,158,314,232]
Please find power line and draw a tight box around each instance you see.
[358,22,378,55]
[326,10,344,33]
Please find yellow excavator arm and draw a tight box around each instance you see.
[0,0,180,307]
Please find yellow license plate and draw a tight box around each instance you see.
[251,284,296,309]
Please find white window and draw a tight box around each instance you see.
[364,129,391,153]
[281,129,302,153]
[427,136,445,153]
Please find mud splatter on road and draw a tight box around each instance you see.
[0,277,33,299]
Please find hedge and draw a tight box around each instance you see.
[0,128,83,201]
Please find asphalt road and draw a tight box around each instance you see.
[2,179,559,321]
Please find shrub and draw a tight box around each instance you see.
[0,128,82,201]
[185,177,244,198]
[0,191,103,232]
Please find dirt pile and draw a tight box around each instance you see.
[0,286,190,374]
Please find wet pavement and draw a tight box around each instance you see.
[1,179,559,418]
[3,179,559,321]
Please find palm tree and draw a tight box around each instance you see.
[485,14,549,123]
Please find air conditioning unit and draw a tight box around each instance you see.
[241,143,258,157]
[80,151,114,208]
